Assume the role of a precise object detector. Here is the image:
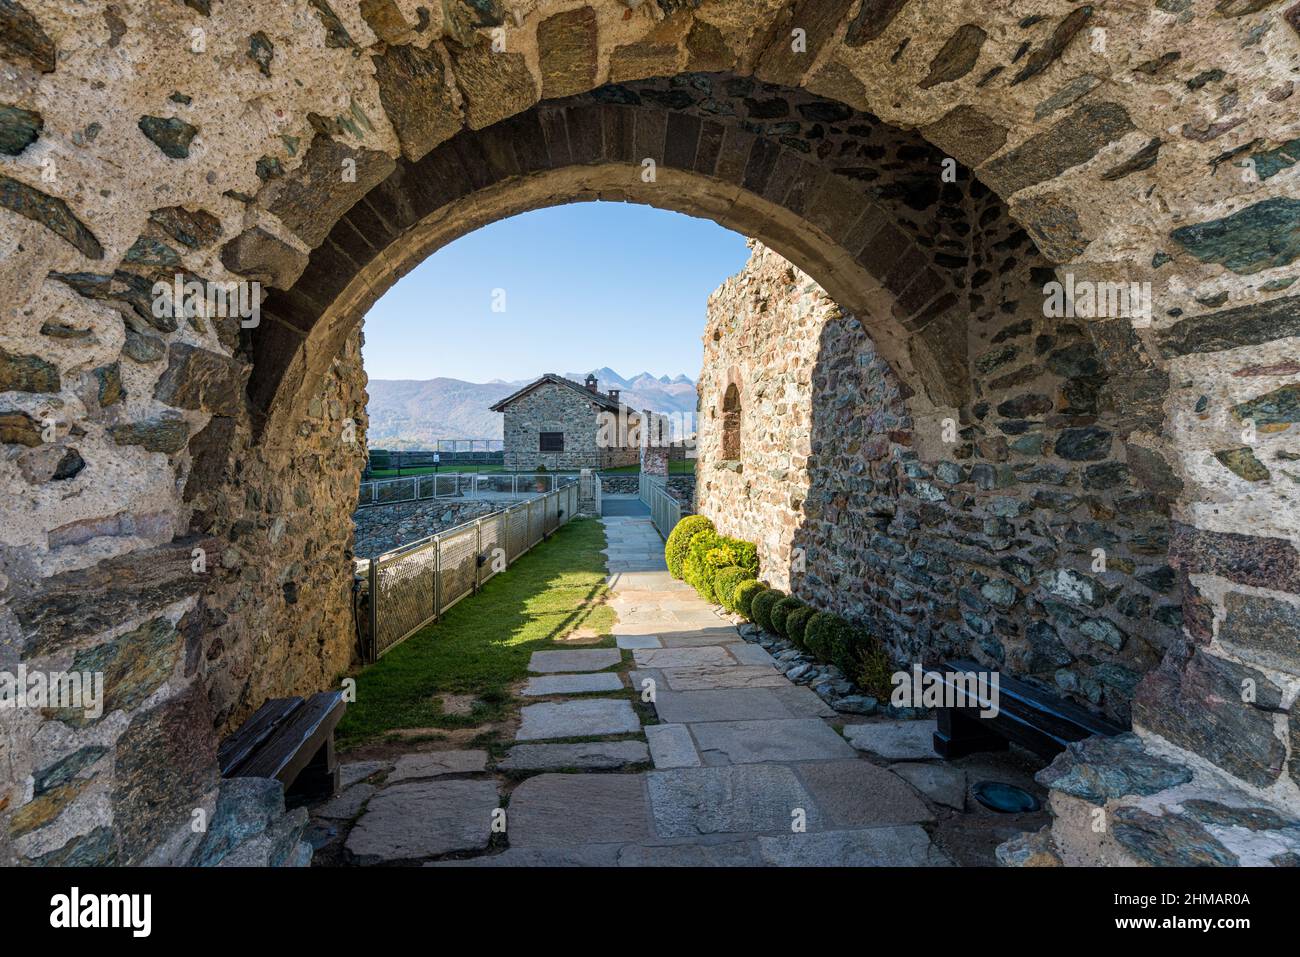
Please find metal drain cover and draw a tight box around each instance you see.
[971,780,1041,813]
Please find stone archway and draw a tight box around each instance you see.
[3,0,1299,865]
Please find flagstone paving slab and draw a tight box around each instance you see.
[843,720,939,760]
[793,759,933,826]
[692,718,857,765]
[660,664,791,690]
[339,760,390,788]
[515,698,642,740]
[891,763,968,810]
[657,628,744,647]
[345,779,499,863]
[648,764,820,837]
[431,845,623,867]
[496,740,649,771]
[313,783,375,820]
[645,723,701,768]
[634,646,737,669]
[653,687,804,723]
[387,750,488,783]
[615,634,663,650]
[508,773,653,847]
[520,672,624,696]
[527,648,622,673]
[726,643,777,666]
[757,826,953,867]
[771,685,838,718]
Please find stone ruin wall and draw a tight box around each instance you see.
[698,241,1300,813]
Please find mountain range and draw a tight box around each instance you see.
[366,369,698,449]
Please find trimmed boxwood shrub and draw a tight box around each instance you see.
[785,605,815,647]
[714,565,757,613]
[734,579,767,620]
[681,528,760,604]
[802,611,834,659]
[770,596,805,638]
[751,589,785,633]
[665,515,714,579]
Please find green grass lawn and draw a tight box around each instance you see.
[337,517,615,748]
[600,458,696,475]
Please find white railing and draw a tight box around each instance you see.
[357,472,578,508]
[638,473,682,540]
[356,483,579,660]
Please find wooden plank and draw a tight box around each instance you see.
[218,697,302,776]
[232,691,346,787]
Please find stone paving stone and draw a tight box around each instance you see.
[648,764,820,837]
[657,627,743,646]
[692,718,857,765]
[645,723,701,768]
[661,664,791,690]
[634,646,737,669]
[339,760,389,788]
[387,749,487,783]
[891,763,968,810]
[345,780,499,863]
[496,740,649,771]
[843,720,939,760]
[520,672,624,696]
[508,773,653,847]
[794,759,933,826]
[616,840,761,866]
[515,698,642,740]
[726,642,777,666]
[312,782,375,820]
[654,687,798,723]
[527,648,622,673]
[757,826,953,866]
[771,685,837,717]
[615,634,662,650]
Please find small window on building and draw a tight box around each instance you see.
[539,431,565,452]
[722,384,741,460]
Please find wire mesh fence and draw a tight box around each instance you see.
[357,483,579,661]
[358,472,577,508]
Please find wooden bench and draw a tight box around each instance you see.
[929,658,1124,761]
[218,692,346,802]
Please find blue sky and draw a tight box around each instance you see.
[361,202,751,383]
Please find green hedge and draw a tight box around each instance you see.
[785,605,815,647]
[678,524,760,605]
[770,596,805,638]
[665,515,714,579]
[734,580,767,620]
[714,565,757,613]
[751,589,785,633]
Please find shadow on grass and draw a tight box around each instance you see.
[337,517,615,748]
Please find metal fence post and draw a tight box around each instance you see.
[474,517,482,592]
[367,557,379,663]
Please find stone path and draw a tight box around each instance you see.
[311,515,1049,866]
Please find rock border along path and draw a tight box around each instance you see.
[313,515,1046,866]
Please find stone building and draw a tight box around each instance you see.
[490,373,642,471]
[2,0,1298,868]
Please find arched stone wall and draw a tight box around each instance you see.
[2,0,1298,864]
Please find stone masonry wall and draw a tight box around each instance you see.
[501,380,638,470]
[699,242,1181,727]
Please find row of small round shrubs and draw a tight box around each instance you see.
[714,565,757,613]
[803,612,894,698]
[680,526,721,600]
[770,596,805,638]
[750,588,785,633]
[734,579,767,620]
[665,515,714,579]
[785,605,816,647]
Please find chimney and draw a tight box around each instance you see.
[584,373,597,393]
[608,388,620,403]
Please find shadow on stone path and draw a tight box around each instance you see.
[309,515,1049,866]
